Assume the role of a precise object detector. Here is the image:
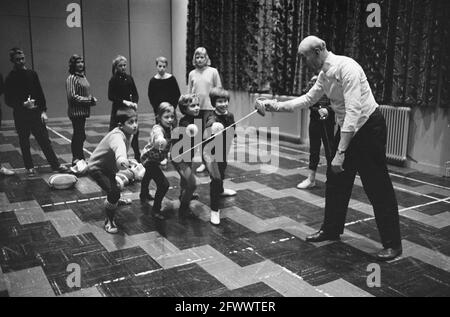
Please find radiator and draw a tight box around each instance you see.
[379,105,411,164]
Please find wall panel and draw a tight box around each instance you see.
[82,0,129,117]
[130,0,172,115]
[30,0,83,118]
[171,0,188,93]
[0,0,32,120]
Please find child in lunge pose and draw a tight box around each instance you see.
[88,107,138,234]
[203,88,237,225]
[140,102,175,219]
[172,94,201,217]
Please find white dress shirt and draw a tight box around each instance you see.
[286,52,378,133]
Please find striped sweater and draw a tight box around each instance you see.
[66,73,93,119]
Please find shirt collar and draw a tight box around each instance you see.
[321,52,337,77]
[214,110,228,116]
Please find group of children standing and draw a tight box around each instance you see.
[88,47,237,234]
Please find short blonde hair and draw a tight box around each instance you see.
[178,94,199,115]
[112,55,127,75]
[156,56,168,66]
[192,47,211,67]
[156,102,176,129]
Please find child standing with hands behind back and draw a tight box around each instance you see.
[108,55,141,162]
[188,47,222,173]
[88,107,138,234]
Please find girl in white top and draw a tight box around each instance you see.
[187,47,222,173]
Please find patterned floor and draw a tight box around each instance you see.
[0,114,449,297]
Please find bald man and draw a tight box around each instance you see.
[256,36,402,261]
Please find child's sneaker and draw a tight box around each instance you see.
[53,165,70,173]
[118,198,132,206]
[104,218,118,234]
[178,192,200,202]
[179,205,196,219]
[152,210,166,220]
[0,166,15,176]
[210,210,221,225]
[297,179,316,189]
[152,212,166,220]
[152,204,166,220]
[220,188,237,197]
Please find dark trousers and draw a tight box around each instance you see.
[109,112,140,161]
[0,107,4,166]
[173,161,197,208]
[0,107,2,164]
[206,160,227,211]
[90,169,120,220]
[70,117,86,163]
[322,108,401,249]
[199,110,214,163]
[308,116,335,170]
[141,161,169,211]
[14,111,60,169]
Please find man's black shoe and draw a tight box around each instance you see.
[305,230,340,243]
[376,247,402,261]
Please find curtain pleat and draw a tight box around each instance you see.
[187,0,450,108]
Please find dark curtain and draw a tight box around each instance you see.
[187,0,450,108]
[391,0,450,108]
[187,0,259,92]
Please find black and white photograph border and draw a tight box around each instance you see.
[0,0,449,300]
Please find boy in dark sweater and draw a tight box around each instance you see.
[203,88,237,225]
[4,48,68,175]
[147,56,181,116]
